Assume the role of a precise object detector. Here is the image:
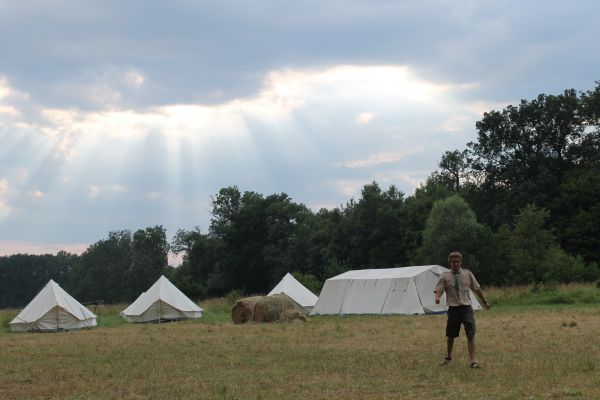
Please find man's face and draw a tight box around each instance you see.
[450,256,462,273]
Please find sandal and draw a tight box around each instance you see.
[440,357,452,366]
[470,362,481,369]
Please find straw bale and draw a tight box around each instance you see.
[252,294,306,323]
[231,296,262,324]
[279,309,307,322]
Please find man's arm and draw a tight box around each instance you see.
[433,277,445,304]
[473,288,490,310]
[468,271,490,310]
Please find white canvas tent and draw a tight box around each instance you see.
[267,272,318,310]
[310,265,482,316]
[9,280,97,332]
[121,275,203,323]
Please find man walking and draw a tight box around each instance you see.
[434,251,490,368]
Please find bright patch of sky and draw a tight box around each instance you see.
[0,0,598,262]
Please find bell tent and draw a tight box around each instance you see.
[121,275,203,323]
[267,273,318,310]
[9,280,97,332]
[310,265,482,316]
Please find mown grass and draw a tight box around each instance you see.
[0,285,599,399]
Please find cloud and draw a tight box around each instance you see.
[123,70,145,89]
[0,77,29,121]
[0,105,21,117]
[87,185,100,198]
[435,116,472,133]
[331,179,368,198]
[0,62,502,247]
[0,179,13,219]
[356,112,374,124]
[0,78,12,99]
[111,184,128,193]
[86,184,128,198]
[4,65,490,160]
[338,148,425,169]
[28,190,44,198]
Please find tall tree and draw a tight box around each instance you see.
[70,230,132,303]
[170,227,215,299]
[419,194,492,277]
[510,205,556,284]
[128,225,169,298]
[437,149,470,191]
[204,187,311,295]
[466,87,598,228]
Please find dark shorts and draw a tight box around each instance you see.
[446,305,476,339]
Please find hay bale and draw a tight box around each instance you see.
[279,309,307,322]
[232,294,307,324]
[231,296,262,324]
[252,294,306,323]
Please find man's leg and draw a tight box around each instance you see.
[464,307,480,367]
[447,336,455,359]
[467,336,476,364]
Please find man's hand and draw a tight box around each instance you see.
[483,301,491,310]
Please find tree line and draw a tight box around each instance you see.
[1,82,599,308]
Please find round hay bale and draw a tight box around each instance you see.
[231,296,262,324]
[252,293,306,323]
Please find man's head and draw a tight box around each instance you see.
[448,251,463,273]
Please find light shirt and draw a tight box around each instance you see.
[434,268,480,307]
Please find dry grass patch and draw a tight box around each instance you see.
[0,306,599,399]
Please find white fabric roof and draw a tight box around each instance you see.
[9,280,97,331]
[329,265,442,280]
[121,275,203,321]
[311,265,482,316]
[267,273,318,307]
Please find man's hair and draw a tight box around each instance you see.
[448,251,463,263]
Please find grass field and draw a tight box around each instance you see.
[1,285,599,399]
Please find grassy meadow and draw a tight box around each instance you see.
[1,285,599,400]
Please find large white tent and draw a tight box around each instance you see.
[121,275,203,323]
[9,280,97,332]
[310,265,482,316]
[267,272,318,310]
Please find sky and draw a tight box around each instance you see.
[1,0,599,264]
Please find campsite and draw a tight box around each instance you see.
[1,284,599,399]
[1,3,599,398]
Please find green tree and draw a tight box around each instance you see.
[71,230,132,303]
[170,227,216,299]
[466,85,600,230]
[542,248,597,283]
[286,208,349,281]
[510,205,556,284]
[437,149,470,191]
[334,182,410,269]
[554,170,600,263]
[128,226,169,298]
[419,195,491,275]
[205,187,311,295]
[0,252,78,308]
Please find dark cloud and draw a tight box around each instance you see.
[1,1,596,108]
